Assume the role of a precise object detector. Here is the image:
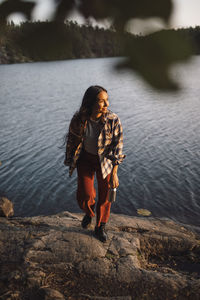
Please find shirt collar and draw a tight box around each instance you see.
[101,109,115,123]
[83,109,114,126]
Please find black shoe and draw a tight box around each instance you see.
[81,214,92,229]
[95,223,107,242]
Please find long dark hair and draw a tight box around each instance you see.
[64,85,107,148]
[78,85,107,119]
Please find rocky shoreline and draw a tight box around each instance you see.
[0,45,31,64]
[0,205,200,300]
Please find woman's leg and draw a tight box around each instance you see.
[76,152,96,218]
[96,169,111,227]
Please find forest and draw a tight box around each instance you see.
[0,20,200,64]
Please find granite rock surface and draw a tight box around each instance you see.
[0,211,200,300]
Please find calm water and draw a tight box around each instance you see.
[0,57,200,227]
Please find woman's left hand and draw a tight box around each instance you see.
[110,172,119,189]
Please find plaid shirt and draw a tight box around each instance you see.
[65,109,125,179]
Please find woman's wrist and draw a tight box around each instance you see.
[112,165,118,175]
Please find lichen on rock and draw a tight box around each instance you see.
[0,196,14,217]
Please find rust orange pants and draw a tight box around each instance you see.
[76,149,111,227]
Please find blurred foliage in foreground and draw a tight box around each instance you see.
[0,0,197,91]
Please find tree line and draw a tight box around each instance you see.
[0,20,123,62]
[0,20,200,64]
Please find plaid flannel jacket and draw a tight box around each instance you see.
[65,109,125,179]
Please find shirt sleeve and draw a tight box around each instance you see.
[108,117,126,165]
[65,131,74,166]
[65,116,83,166]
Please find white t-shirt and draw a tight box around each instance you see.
[83,119,101,155]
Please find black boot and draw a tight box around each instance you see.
[81,214,92,229]
[95,222,107,242]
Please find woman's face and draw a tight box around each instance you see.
[92,91,109,116]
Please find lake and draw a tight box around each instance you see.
[0,57,200,227]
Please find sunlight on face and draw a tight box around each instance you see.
[92,91,109,117]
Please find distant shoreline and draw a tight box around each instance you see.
[0,21,122,64]
[0,21,200,65]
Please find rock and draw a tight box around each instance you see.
[0,197,14,217]
[37,287,65,300]
[26,270,46,287]
[0,211,200,299]
[0,291,21,300]
[8,270,22,281]
[75,296,132,300]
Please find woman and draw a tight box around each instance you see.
[64,85,125,242]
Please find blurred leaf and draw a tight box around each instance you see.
[78,0,172,29]
[78,0,109,20]
[126,0,172,21]
[113,0,173,32]
[137,209,152,216]
[0,0,35,23]
[54,0,75,22]
[117,30,193,91]
[0,161,2,166]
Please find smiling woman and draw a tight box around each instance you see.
[64,85,125,242]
